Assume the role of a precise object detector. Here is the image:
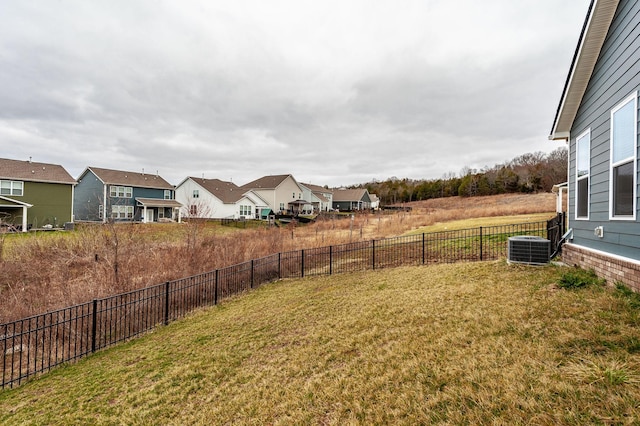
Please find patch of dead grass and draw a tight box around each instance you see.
[0,193,556,323]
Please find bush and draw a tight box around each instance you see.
[558,268,605,289]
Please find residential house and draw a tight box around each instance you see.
[0,157,75,231]
[74,167,181,223]
[332,188,372,211]
[549,0,640,291]
[175,177,265,219]
[369,194,380,210]
[240,174,311,215]
[300,182,334,213]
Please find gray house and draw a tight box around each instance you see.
[550,0,639,291]
[74,167,182,223]
[332,188,372,211]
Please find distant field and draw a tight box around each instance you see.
[2,262,639,424]
[404,212,555,235]
[0,192,558,322]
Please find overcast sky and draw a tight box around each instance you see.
[1,0,587,187]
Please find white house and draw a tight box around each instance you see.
[300,182,334,213]
[240,174,311,215]
[175,177,265,220]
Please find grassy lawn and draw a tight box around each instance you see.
[2,261,640,424]
[404,212,556,235]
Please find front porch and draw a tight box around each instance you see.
[136,198,183,223]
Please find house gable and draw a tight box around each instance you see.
[550,0,620,140]
[74,169,106,221]
[241,174,306,213]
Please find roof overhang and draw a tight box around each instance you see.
[135,198,182,208]
[0,195,33,208]
[549,0,620,141]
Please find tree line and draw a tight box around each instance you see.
[356,147,567,205]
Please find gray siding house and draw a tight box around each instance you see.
[74,167,182,223]
[332,188,372,211]
[550,0,640,291]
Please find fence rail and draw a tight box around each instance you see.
[1,219,551,389]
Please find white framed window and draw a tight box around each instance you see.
[239,205,252,216]
[193,189,199,199]
[190,205,198,216]
[110,186,132,198]
[610,92,637,219]
[0,180,24,196]
[164,190,172,200]
[576,129,590,219]
[279,203,285,211]
[111,205,134,219]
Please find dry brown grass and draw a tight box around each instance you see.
[0,193,557,323]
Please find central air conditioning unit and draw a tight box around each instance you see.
[507,236,550,265]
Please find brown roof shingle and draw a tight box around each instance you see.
[240,174,291,190]
[332,188,369,202]
[87,167,173,189]
[188,177,245,203]
[0,158,75,184]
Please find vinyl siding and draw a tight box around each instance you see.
[175,179,241,219]
[74,170,105,221]
[569,0,640,259]
[22,182,73,227]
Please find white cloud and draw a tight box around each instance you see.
[0,0,587,187]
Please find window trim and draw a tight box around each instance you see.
[109,185,133,199]
[609,92,637,220]
[575,128,591,220]
[0,180,24,196]
[111,205,134,219]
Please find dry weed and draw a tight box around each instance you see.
[0,193,556,323]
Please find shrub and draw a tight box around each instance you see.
[558,268,605,289]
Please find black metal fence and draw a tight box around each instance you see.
[1,219,549,389]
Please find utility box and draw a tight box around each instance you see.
[507,236,550,265]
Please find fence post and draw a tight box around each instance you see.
[301,249,305,278]
[164,281,170,326]
[278,252,282,279]
[214,270,219,305]
[479,226,483,261]
[422,233,425,264]
[329,245,333,275]
[372,240,376,270]
[250,260,254,289]
[91,299,98,353]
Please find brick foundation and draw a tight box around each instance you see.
[562,243,640,292]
